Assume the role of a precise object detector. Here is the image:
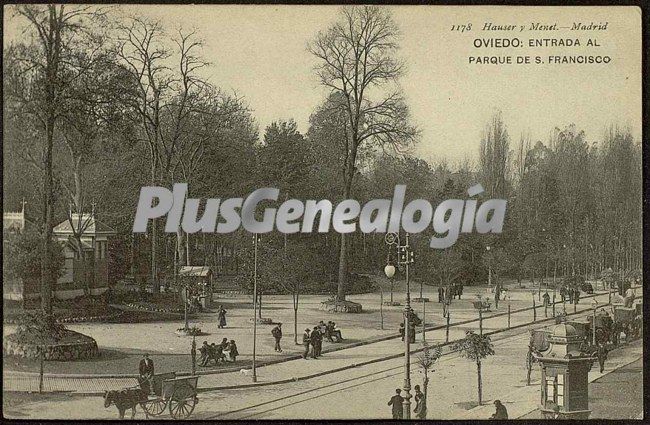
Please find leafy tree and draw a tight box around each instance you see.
[3,228,64,285]
[452,330,495,405]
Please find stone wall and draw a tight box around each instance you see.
[3,330,99,361]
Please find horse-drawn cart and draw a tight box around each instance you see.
[142,375,200,419]
[104,372,200,420]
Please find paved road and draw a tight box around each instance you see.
[5,314,642,420]
[5,289,621,393]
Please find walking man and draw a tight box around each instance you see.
[271,323,283,352]
[302,328,311,359]
[310,326,321,358]
[388,388,404,419]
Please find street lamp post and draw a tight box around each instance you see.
[422,298,426,342]
[384,232,414,420]
[592,299,598,346]
[252,233,259,383]
[486,245,492,288]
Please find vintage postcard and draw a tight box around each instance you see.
[2,3,643,421]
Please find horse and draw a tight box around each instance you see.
[103,388,149,419]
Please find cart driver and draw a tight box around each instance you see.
[139,353,155,395]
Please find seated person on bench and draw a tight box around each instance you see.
[205,343,226,365]
[326,321,343,342]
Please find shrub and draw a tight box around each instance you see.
[14,311,66,345]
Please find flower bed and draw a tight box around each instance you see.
[124,302,184,314]
[3,329,99,361]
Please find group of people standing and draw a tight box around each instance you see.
[438,284,464,303]
[559,285,581,305]
[301,321,343,359]
[387,386,427,419]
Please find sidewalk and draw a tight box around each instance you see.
[459,338,643,419]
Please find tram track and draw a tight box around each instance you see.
[205,316,558,420]
[204,291,640,419]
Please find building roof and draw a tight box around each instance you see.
[53,213,116,235]
[179,266,212,277]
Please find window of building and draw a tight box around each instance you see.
[545,374,564,406]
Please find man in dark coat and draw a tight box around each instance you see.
[302,328,311,359]
[272,323,283,352]
[311,326,321,358]
[438,286,444,303]
[139,353,154,394]
[491,400,508,419]
[388,388,404,419]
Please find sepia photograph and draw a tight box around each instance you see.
[2,3,644,421]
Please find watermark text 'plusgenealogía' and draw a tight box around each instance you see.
[132,184,506,249]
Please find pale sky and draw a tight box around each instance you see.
[5,5,642,164]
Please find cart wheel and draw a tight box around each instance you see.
[169,385,197,419]
[142,399,167,416]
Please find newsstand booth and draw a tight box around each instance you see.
[178,266,214,309]
[537,323,595,419]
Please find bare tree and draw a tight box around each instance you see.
[116,16,172,292]
[308,5,418,301]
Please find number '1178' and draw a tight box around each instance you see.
[451,24,472,32]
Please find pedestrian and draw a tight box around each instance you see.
[388,388,404,419]
[597,343,608,373]
[490,399,508,419]
[272,323,283,352]
[302,328,311,359]
[438,286,444,303]
[494,283,501,309]
[458,284,464,299]
[399,322,406,341]
[310,326,321,358]
[413,384,426,419]
[217,305,227,329]
[138,353,155,394]
[573,288,580,305]
[220,338,228,350]
[225,340,238,362]
[199,341,210,366]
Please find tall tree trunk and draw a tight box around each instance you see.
[336,170,354,301]
[477,359,483,405]
[41,114,55,314]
